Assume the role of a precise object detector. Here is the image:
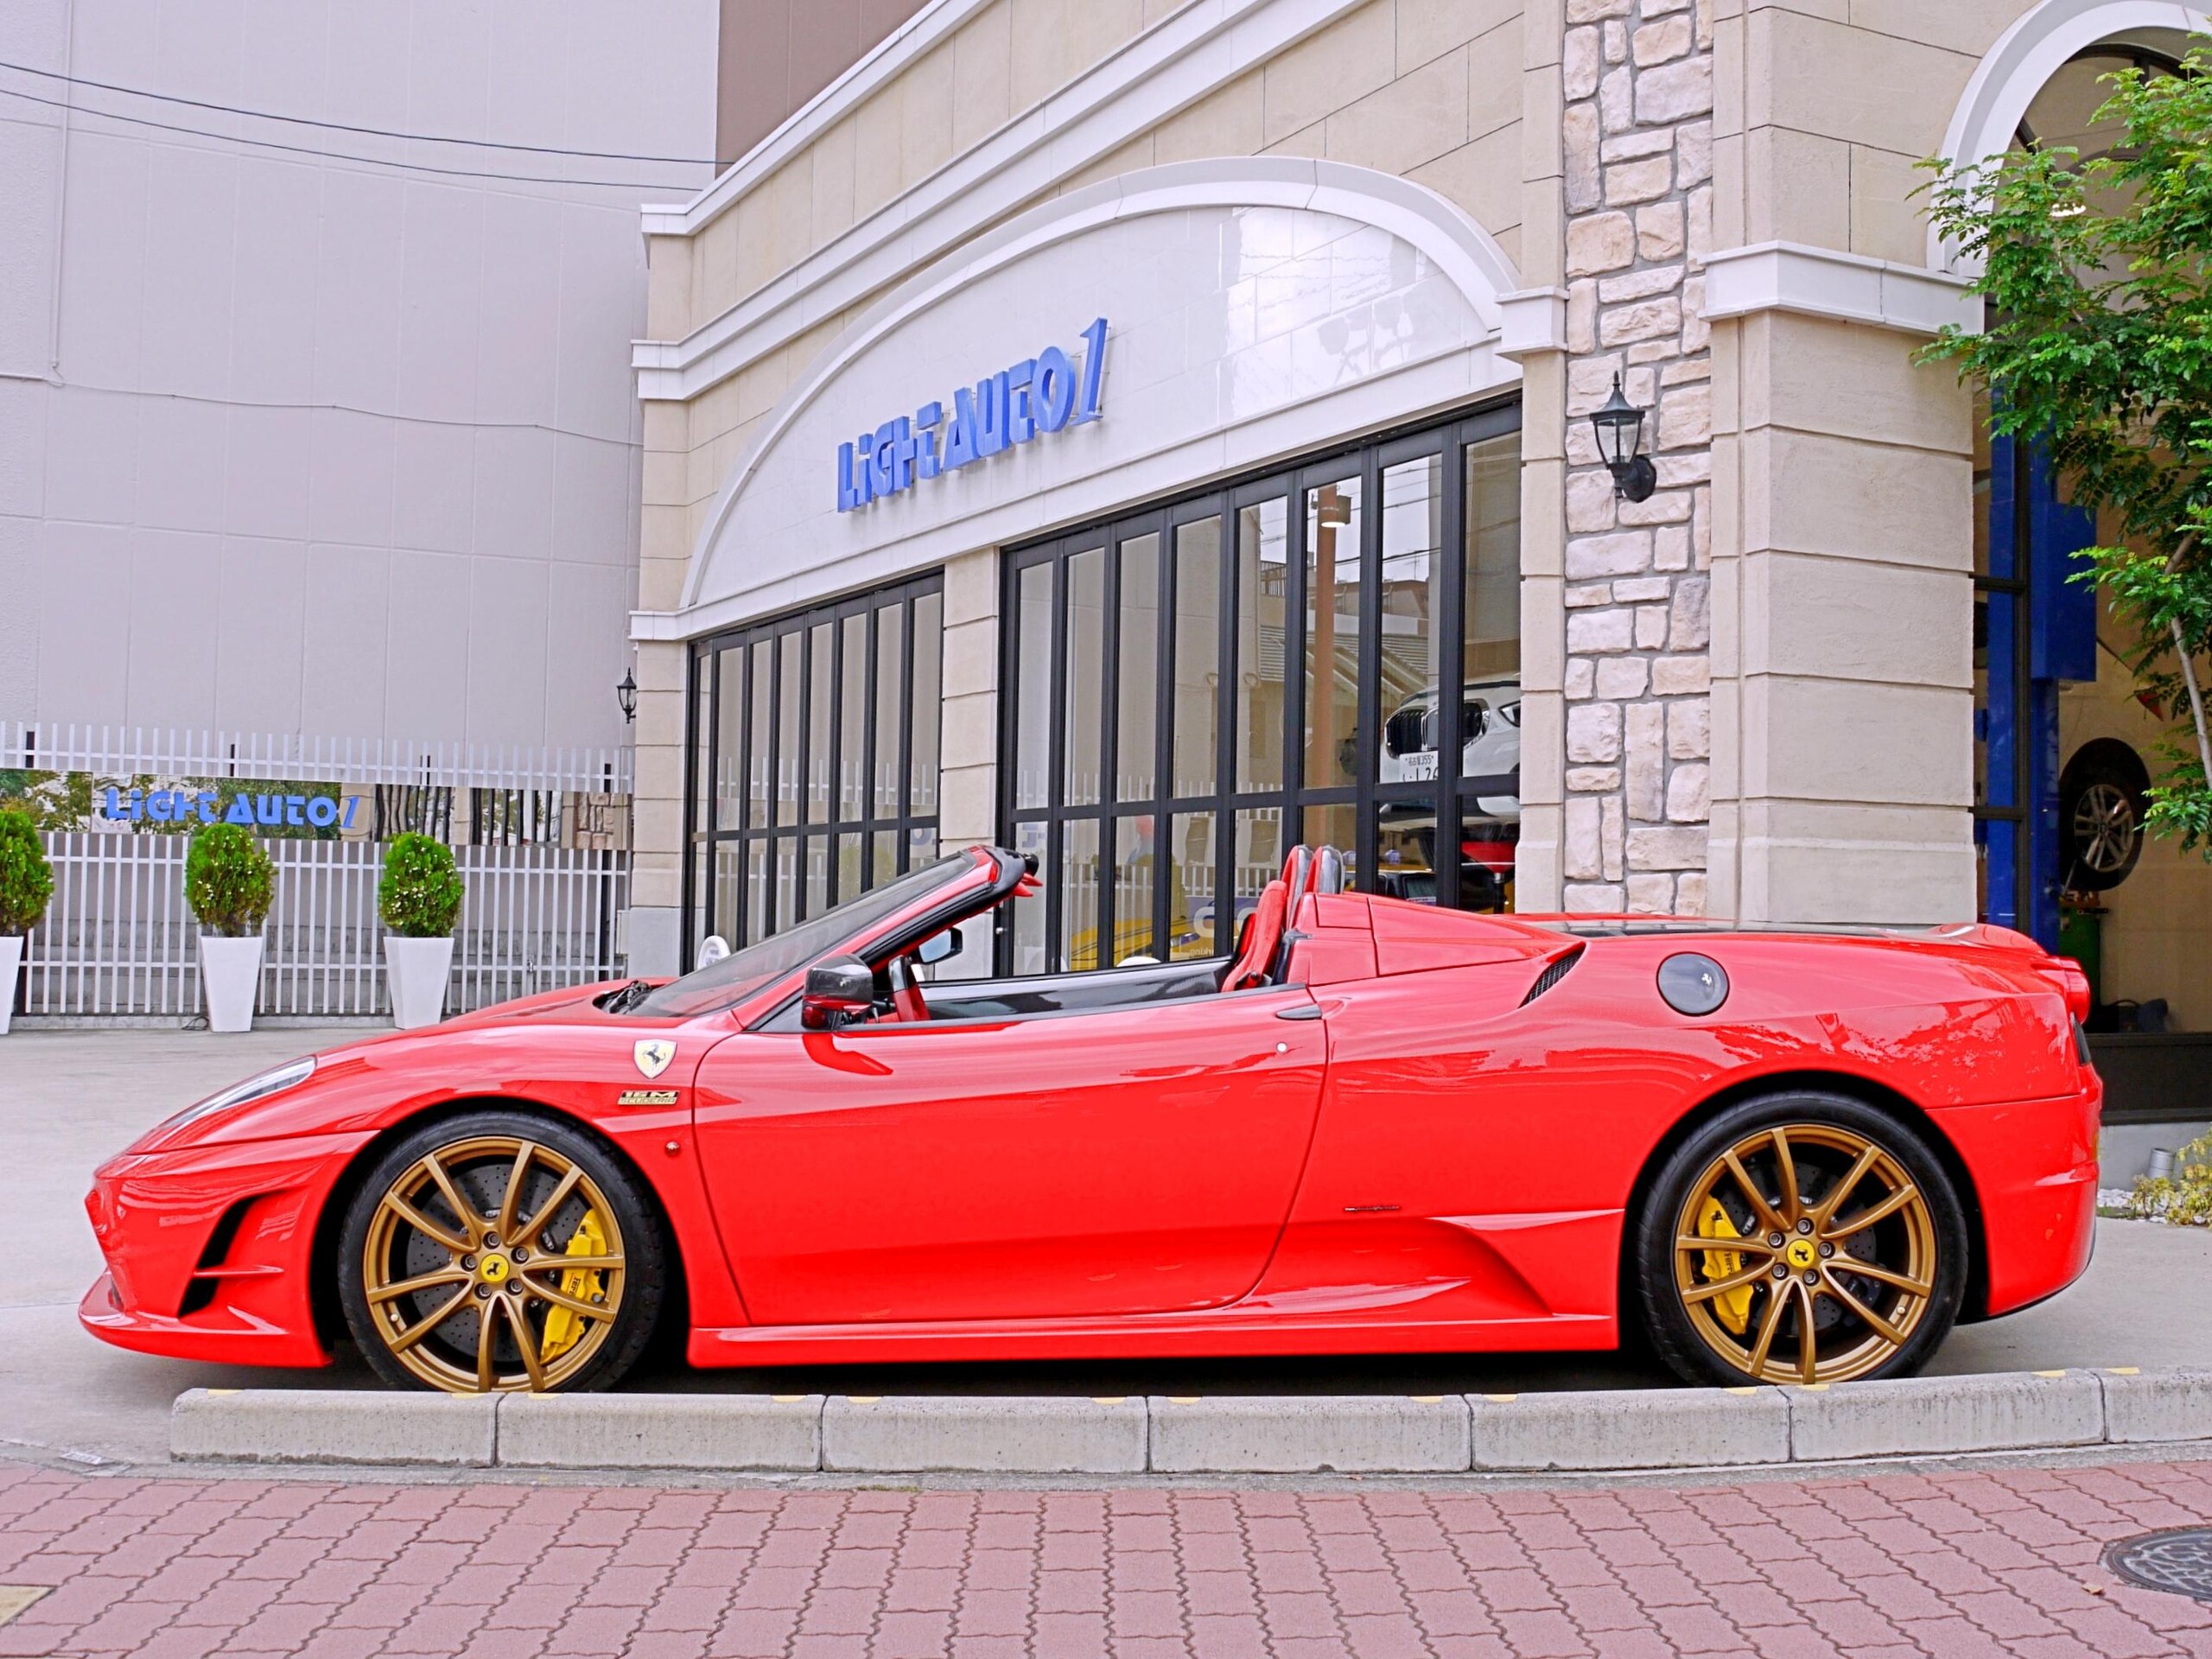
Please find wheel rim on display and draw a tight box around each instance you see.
[1673,1123,1937,1384]
[2073,782,2139,875]
[359,1136,626,1393]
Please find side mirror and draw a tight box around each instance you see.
[800,954,875,1031]
[916,927,963,966]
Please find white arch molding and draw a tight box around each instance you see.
[1934,0,2212,269]
[642,159,1529,641]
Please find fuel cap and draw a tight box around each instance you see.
[1657,952,1729,1016]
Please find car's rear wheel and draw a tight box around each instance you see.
[337,1111,663,1394]
[1635,1094,1967,1387]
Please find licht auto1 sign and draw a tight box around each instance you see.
[836,318,1108,512]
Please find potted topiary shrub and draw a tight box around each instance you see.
[378,833,464,1029]
[187,823,274,1033]
[0,807,54,1036]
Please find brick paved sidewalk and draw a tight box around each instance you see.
[1,1459,2209,1658]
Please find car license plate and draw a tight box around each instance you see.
[1402,750,1439,780]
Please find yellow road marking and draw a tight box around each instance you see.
[0,1587,50,1627]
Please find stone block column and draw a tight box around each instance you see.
[1555,0,1717,914]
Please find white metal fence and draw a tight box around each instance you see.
[4,721,632,792]
[21,833,627,1020]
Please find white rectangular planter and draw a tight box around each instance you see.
[198,935,264,1033]
[0,933,21,1035]
[384,935,454,1029]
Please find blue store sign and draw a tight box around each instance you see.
[104,787,364,830]
[836,317,1108,512]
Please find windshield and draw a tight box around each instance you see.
[632,855,969,1018]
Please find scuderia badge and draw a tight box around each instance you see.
[632,1039,677,1079]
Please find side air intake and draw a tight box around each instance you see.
[1521,945,1584,1006]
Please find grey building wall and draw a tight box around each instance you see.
[0,0,719,752]
[715,0,928,167]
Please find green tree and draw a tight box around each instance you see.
[1921,50,2212,853]
[0,808,53,935]
[377,833,465,938]
[185,824,274,938]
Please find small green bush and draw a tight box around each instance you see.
[2120,1130,2212,1228]
[378,833,464,938]
[186,823,274,938]
[0,808,54,935]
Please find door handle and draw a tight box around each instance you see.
[1274,1004,1323,1020]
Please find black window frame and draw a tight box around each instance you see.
[682,572,944,970]
[998,399,1522,975]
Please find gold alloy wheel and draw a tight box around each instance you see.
[359,1136,626,1394]
[1672,1123,1938,1385]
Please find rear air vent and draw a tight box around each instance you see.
[1521,946,1584,1006]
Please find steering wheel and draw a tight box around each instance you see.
[1223,881,1288,992]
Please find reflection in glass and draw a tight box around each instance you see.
[1060,817,1101,971]
[873,605,903,814]
[776,635,801,826]
[807,623,832,823]
[1305,479,1363,791]
[1117,534,1160,801]
[804,834,829,918]
[837,830,863,905]
[715,842,744,945]
[1301,802,1357,873]
[1014,563,1053,811]
[1112,814,1161,965]
[745,840,766,943]
[1173,519,1222,799]
[1377,456,1442,789]
[704,648,728,830]
[1463,432,1523,894]
[748,647,772,829]
[1065,549,1105,806]
[910,590,942,815]
[1375,799,1438,906]
[871,830,899,890]
[839,614,868,819]
[1169,811,1217,957]
[771,835,798,934]
[906,826,936,873]
[1011,820,1049,976]
[1456,804,1520,914]
[1236,499,1288,792]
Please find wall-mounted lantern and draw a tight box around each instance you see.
[615,669,638,724]
[1591,372,1658,503]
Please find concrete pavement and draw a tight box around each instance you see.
[7,1028,2212,1470]
[3,1458,2211,1657]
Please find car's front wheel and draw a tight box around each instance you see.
[337,1111,664,1394]
[1635,1094,1967,1387]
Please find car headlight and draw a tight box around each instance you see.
[161,1055,318,1131]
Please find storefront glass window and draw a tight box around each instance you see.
[683,574,944,961]
[1303,478,1363,793]
[1001,402,1521,972]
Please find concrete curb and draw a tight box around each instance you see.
[170,1367,2212,1475]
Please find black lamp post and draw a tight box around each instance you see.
[1590,372,1658,503]
[615,669,638,724]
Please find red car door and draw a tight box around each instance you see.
[691,986,1326,1326]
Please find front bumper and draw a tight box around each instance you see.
[79,1128,372,1370]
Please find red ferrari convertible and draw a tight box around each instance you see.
[83,844,2100,1395]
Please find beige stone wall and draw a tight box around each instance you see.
[1541,0,1718,916]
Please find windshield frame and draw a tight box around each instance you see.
[629,850,999,1021]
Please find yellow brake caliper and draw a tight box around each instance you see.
[1696,1198,1753,1335]
[539,1209,607,1363]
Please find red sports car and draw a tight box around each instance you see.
[82,844,2100,1395]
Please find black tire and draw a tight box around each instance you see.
[337,1109,664,1394]
[2059,738,2151,893]
[1634,1092,1968,1388]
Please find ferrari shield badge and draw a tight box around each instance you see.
[632,1039,677,1080]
